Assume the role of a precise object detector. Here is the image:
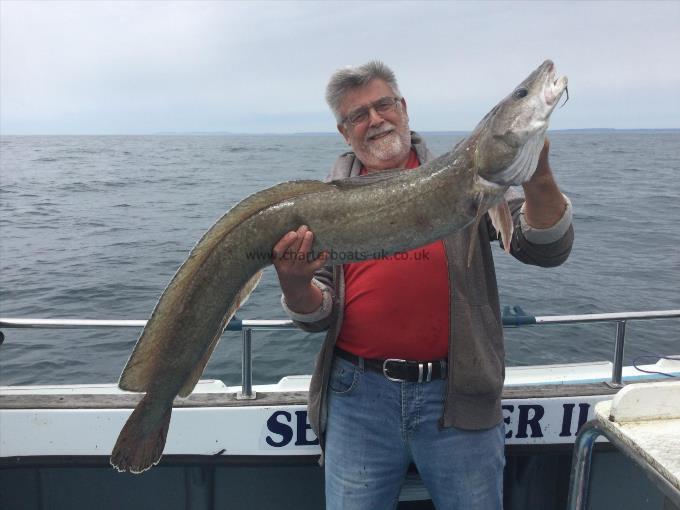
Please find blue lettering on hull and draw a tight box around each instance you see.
[266,410,319,447]
[266,400,596,448]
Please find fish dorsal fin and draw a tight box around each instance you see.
[119,180,333,393]
[177,269,263,398]
[329,168,406,190]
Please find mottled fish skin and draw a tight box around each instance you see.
[110,60,568,474]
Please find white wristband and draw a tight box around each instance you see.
[281,279,332,323]
[520,194,573,244]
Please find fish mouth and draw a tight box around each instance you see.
[543,62,568,106]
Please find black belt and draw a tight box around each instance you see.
[334,347,447,383]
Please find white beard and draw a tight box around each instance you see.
[358,115,411,167]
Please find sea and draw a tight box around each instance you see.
[1,132,679,387]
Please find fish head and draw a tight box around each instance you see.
[474,59,568,186]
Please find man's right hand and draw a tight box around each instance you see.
[272,225,328,314]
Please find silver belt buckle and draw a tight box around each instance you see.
[382,358,407,382]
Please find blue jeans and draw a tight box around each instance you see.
[324,355,505,510]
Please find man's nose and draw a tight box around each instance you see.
[367,107,384,126]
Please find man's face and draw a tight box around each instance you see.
[337,79,411,171]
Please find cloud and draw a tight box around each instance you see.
[1,1,678,133]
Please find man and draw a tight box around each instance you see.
[272,61,573,509]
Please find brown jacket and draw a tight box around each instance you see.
[291,133,574,450]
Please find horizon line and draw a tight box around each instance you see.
[1,127,679,137]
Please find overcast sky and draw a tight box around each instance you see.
[1,1,678,134]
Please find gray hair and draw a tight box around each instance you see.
[325,60,401,122]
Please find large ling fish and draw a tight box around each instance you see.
[111,60,568,473]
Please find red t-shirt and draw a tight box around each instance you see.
[335,149,450,360]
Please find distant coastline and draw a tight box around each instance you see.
[1,128,678,137]
[152,128,680,136]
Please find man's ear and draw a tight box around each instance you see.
[337,124,351,145]
[400,97,409,119]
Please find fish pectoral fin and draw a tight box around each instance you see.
[177,270,263,398]
[488,200,514,254]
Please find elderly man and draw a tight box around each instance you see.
[273,61,573,509]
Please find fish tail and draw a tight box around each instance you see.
[110,393,172,474]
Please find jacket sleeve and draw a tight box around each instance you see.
[281,262,338,333]
[487,195,574,267]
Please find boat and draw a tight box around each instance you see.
[1,309,679,509]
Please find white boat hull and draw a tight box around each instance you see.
[2,357,679,459]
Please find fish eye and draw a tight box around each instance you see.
[514,88,528,99]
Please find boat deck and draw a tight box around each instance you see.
[0,381,624,409]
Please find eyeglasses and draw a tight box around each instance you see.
[342,96,402,127]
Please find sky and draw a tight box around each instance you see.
[1,1,679,135]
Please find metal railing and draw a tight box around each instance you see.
[567,419,680,509]
[1,309,679,399]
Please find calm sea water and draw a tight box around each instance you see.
[1,133,679,386]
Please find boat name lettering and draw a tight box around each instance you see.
[502,402,591,439]
[263,400,594,448]
[266,410,319,447]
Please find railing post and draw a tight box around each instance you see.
[567,421,603,510]
[610,320,626,387]
[237,327,256,400]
